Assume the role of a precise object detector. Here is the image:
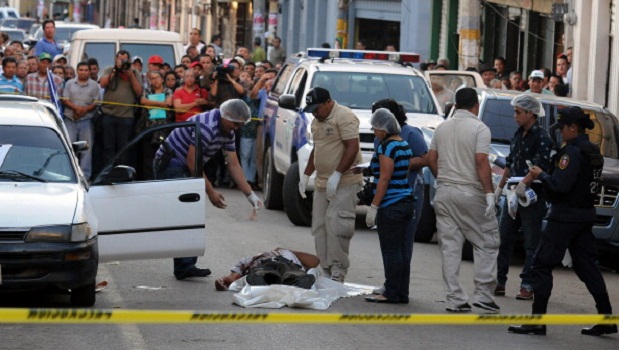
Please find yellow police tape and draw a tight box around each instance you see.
[0,309,617,324]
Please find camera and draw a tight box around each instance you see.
[118,59,131,72]
[215,64,235,80]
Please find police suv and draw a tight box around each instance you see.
[262,48,444,234]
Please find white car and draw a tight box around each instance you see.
[0,96,206,306]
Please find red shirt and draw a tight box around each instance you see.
[173,85,208,122]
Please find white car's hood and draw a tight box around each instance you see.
[0,183,78,228]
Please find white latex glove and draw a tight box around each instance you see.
[326,171,342,200]
[485,193,496,218]
[494,187,503,205]
[299,174,310,199]
[515,181,527,197]
[366,204,378,228]
[246,191,262,209]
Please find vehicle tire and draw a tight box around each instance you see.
[70,282,96,307]
[283,161,312,226]
[462,240,474,261]
[414,185,436,243]
[262,144,284,210]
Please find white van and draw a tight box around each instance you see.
[0,7,19,20]
[68,29,184,77]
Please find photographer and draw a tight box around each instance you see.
[209,57,246,108]
[99,50,143,166]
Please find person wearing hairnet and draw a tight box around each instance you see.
[493,94,553,300]
[428,88,500,313]
[509,107,616,336]
[153,98,262,280]
[364,109,415,303]
[369,99,428,297]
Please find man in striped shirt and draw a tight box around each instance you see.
[154,99,262,280]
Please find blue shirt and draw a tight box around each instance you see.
[374,123,427,187]
[156,109,235,166]
[34,37,62,57]
[0,74,23,93]
[370,138,413,207]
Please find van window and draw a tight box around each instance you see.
[82,42,115,69]
[121,43,176,66]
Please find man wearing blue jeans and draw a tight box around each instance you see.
[154,99,262,280]
[494,94,552,300]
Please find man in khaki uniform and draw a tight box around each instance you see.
[299,87,362,282]
[428,87,501,313]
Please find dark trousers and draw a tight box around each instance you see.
[376,199,415,302]
[531,220,613,315]
[497,199,547,290]
[101,114,134,166]
[153,159,199,277]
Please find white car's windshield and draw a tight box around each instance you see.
[0,125,76,182]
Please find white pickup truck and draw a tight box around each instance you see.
[261,48,444,240]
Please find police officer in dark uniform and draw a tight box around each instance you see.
[508,106,617,336]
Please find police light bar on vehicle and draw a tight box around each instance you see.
[306,48,420,63]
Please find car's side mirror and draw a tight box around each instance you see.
[97,165,136,185]
[444,102,454,119]
[72,141,89,153]
[278,94,297,110]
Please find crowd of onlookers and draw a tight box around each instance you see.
[0,22,286,187]
[423,50,574,113]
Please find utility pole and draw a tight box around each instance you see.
[336,0,349,49]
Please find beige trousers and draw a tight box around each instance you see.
[311,184,358,277]
[434,183,500,307]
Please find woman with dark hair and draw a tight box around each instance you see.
[364,108,414,304]
[164,71,179,90]
[369,99,429,296]
[138,70,173,179]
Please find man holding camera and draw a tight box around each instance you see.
[99,50,143,165]
[209,57,246,108]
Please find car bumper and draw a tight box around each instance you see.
[0,237,98,291]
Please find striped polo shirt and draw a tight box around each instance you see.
[370,138,413,208]
[156,109,235,166]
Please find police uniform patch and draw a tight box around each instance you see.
[558,154,569,169]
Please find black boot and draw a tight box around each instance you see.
[508,325,547,335]
[581,324,618,336]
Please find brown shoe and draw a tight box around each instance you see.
[516,288,533,300]
[493,285,505,296]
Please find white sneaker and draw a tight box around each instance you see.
[372,285,385,295]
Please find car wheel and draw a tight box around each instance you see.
[462,240,474,261]
[263,144,284,210]
[414,185,436,243]
[283,161,312,226]
[70,282,96,307]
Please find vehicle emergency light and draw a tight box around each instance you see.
[306,48,420,63]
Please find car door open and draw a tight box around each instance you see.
[89,121,206,262]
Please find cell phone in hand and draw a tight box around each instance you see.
[526,160,534,169]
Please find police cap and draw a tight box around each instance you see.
[553,106,594,130]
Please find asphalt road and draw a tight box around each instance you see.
[1,188,618,349]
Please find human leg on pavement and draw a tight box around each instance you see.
[77,118,94,179]
[496,200,521,290]
[311,189,329,274]
[323,184,358,280]
[568,223,613,314]
[456,191,499,306]
[518,200,546,292]
[434,185,469,307]
[239,137,256,183]
[376,200,415,302]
